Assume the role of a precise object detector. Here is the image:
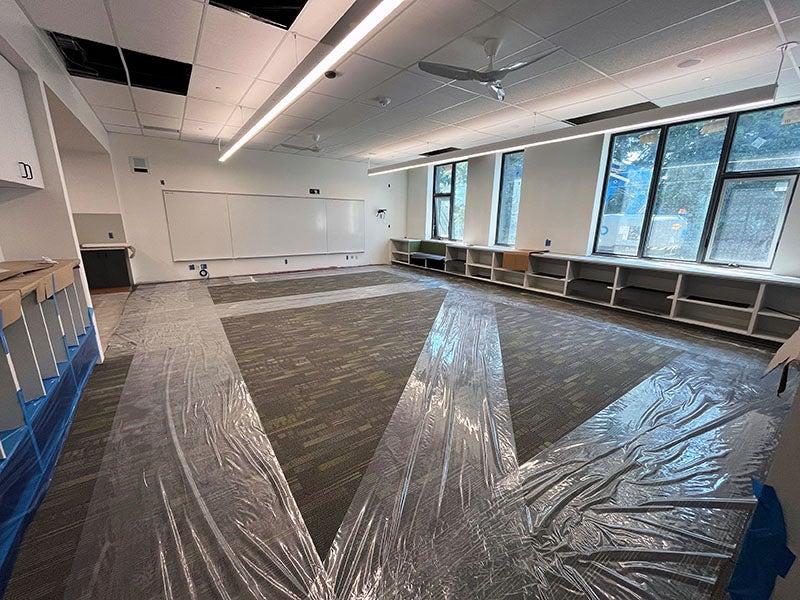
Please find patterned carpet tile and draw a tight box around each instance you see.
[5,355,134,600]
[220,289,447,559]
[208,271,409,304]
[495,303,682,464]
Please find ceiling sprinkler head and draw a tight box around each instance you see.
[324,70,338,79]
[376,96,392,108]
[677,57,703,69]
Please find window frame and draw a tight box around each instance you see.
[431,160,467,241]
[592,101,800,269]
[495,150,525,247]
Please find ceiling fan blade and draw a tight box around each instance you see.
[490,47,561,79]
[280,143,314,151]
[418,61,481,81]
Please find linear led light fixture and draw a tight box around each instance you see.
[367,84,777,176]
[219,0,409,163]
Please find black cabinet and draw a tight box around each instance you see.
[80,249,132,290]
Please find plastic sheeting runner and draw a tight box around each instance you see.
[43,274,794,599]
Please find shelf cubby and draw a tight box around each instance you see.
[675,301,752,333]
[467,264,492,280]
[529,255,568,280]
[445,260,466,276]
[467,249,494,268]
[493,268,524,287]
[678,275,759,311]
[753,313,800,341]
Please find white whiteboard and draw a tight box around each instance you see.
[326,199,365,253]
[163,191,233,261]
[163,191,365,261]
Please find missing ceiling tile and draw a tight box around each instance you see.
[564,102,659,126]
[420,147,460,157]
[209,0,310,29]
[48,31,127,85]
[122,49,192,96]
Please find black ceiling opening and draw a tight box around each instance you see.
[209,1,310,29]
[48,31,192,96]
[420,147,461,157]
[49,31,127,85]
[564,102,660,126]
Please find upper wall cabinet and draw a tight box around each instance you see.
[0,54,42,190]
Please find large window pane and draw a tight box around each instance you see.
[452,161,468,241]
[496,152,524,246]
[706,175,796,267]
[434,196,450,239]
[434,163,452,194]
[644,118,728,260]
[595,129,661,255]
[727,105,800,172]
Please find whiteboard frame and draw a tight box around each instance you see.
[162,190,366,261]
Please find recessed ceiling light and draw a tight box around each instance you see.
[702,76,712,82]
[677,58,703,69]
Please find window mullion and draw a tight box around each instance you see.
[697,114,738,263]
[638,126,669,258]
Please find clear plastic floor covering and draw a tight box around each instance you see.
[42,268,794,599]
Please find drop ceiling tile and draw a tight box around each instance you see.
[643,68,794,106]
[502,0,626,38]
[184,97,236,123]
[249,130,289,150]
[291,0,357,40]
[313,101,383,137]
[477,114,564,137]
[18,0,114,44]
[482,0,518,11]
[356,70,443,107]
[549,0,738,58]
[612,27,784,89]
[93,106,139,127]
[542,89,646,121]
[188,65,253,104]
[216,126,239,142]
[105,124,142,135]
[515,77,630,113]
[259,33,317,84]
[312,53,399,99]
[506,61,603,104]
[226,106,256,127]
[427,96,507,124]
[107,0,202,63]
[772,0,800,21]
[74,78,134,110]
[181,119,222,138]
[139,113,182,130]
[583,0,773,75]
[423,14,544,71]
[131,88,186,118]
[399,84,478,116]
[357,0,495,68]
[383,117,452,140]
[196,5,286,76]
[240,80,279,108]
[456,104,533,130]
[266,113,316,134]
[285,92,347,121]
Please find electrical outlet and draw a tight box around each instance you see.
[189,264,196,271]
[284,259,288,265]
[200,263,207,269]
[309,188,320,195]
[545,239,552,247]
[108,231,114,239]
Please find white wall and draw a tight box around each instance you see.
[463,154,500,246]
[406,166,430,239]
[60,150,122,214]
[516,136,605,254]
[108,133,406,283]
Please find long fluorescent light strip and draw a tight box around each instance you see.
[219,0,407,163]
[367,95,775,176]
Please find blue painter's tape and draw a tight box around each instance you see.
[728,479,796,600]
[0,309,7,355]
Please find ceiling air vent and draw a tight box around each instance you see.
[420,147,460,157]
[564,102,659,126]
[129,156,150,174]
[143,125,179,134]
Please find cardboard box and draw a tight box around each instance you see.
[0,290,23,327]
[501,251,531,272]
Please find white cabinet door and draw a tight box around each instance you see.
[0,54,42,189]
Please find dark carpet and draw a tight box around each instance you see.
[5,354,134,600]
[221,289,447,560]
[209,271,409,304]
[495,303,682,464]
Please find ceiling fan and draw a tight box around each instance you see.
[418,39,560,101]
[280,133,322,153]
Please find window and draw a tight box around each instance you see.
[594,101,800,268]
[432,161,468,240]
[595,129,661,255]
[706,176,797,267]
[496,151,525,246]
[643,118,728,260]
